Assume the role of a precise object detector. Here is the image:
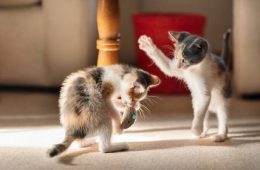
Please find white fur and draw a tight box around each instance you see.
[138,35,229,142]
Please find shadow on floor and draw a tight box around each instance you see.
[57,137,260,166]
[124,126,190,133]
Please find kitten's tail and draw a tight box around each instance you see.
[221,29,232,69]
[47,134,75,157]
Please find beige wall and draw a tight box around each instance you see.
[233,0,260,94]
[119,0,233,64]
[0,0,98,86]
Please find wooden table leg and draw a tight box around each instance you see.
[96,0,120,66]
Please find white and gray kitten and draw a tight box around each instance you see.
[138,30,231,142]
[47,64,160,157]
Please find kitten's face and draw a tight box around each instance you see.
[169,31,209,68]
[121,70,160,110]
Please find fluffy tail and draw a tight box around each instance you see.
[47,134,75,157]
[47,143,68,157]
[221,29,232,68]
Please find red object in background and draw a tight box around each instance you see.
[133,13,206,94]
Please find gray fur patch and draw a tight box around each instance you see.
[73,77,90,115]
[121,64,132,75]
[136,70,152,88]
[223,75,232,98]
[48,144,66,157]
[211,54,226,74]
[89,67,104,89]
[181,36,208,66]
[73,128,88,138]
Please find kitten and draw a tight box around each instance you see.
[138,30,231,142]
[47,64,160,157]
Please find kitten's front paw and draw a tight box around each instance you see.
[138,35,156,54]
[114,126,123,135]
[200,128,209,138]
[191,125,203,138]
[210,134,227,142]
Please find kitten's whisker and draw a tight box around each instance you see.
[140,104,150,118]
[163,44,174,57]
[142,104,151,114]
[137,109,144,119]
[146,96,160,104]
[148,95,161,100]
[140,108,146,119]
[143,98,153,106]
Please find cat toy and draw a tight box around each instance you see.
[121,106,137,129]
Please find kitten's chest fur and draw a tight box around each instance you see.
[182,57,214,93]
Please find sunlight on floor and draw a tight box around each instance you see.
[0,125,196,149]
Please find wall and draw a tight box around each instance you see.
[119,0,233,64]
[0,0,98,86]
[233,0,260,94]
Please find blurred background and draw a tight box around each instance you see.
[0,0,259,96]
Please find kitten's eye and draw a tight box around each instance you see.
[117,96,122,100]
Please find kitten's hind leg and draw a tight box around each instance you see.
[211,104,228,142]
[47,131,75,157]
[200,111,210,138]
[108,102,123,134]
[98,121,128,153]
[191,95,210,138]
[80,137,97,148]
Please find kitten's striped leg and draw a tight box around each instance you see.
[47,131,75,157]
[98,121,128,153]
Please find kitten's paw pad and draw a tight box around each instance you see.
[210,134,227,142]
[138,35,155,51]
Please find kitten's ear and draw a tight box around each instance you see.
[168,31,189,42]
[149,74,161,87]
[133,82,145,93]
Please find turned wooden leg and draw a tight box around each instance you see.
[96,0,120,66]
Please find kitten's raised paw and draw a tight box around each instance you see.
[210,134,227,142]
[138,35,155,53]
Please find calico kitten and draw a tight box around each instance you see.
[47,64,160,157]
[138,30,231,142]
